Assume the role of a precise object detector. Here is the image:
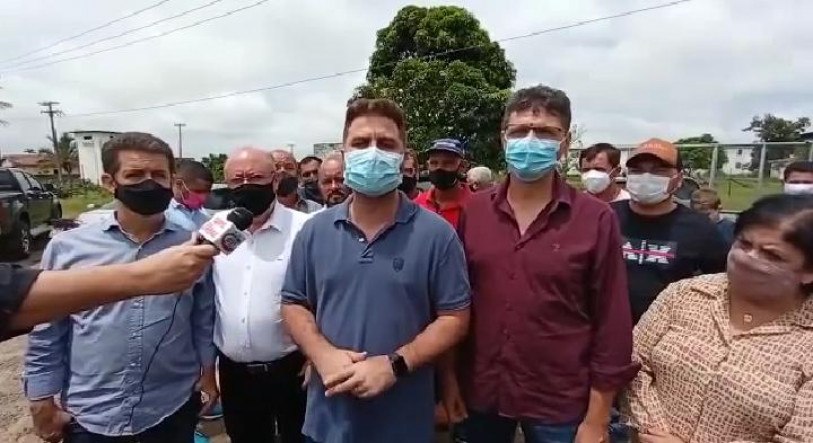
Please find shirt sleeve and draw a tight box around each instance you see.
[588,208,640,391]
[281,222,314,308]
[430,230,471,313]
[773,372,813,443]
[23,239,71,400]
[0,264,41,341]
[620,280,682,433]
[190,267,216,368]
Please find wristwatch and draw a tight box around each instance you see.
[388,353,409,378]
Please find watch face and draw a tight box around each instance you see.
[390,353,408,377]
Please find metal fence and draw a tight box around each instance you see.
[568,141,813,192]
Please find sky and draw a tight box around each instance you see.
[0,0,810,160]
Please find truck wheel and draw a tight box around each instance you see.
[9,219,31,259]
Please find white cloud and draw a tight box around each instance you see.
[0,0,810,160]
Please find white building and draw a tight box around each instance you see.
[313,142,343,159]
[70,130,120,185]
[720,146,754,175]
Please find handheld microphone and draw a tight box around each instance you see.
[195,207,253,254]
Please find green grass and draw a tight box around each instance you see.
[60,190,112,219]
[713,177,782,212]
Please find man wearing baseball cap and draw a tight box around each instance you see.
[611,138,727,324]
[414,138,471,229]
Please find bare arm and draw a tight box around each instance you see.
[281,303,335,361]
[9,243,217,331]
[397,309,469,372]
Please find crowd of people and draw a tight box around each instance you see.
[4,83,813,443]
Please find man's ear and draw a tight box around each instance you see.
[101,173,116,195]
[559,132,572,161]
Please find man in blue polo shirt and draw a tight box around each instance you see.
[281,98,471,443]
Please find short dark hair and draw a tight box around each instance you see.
[102,132,174,175]
[177,160,213,183]
[735,194,813,291]
[276,175,300,197]
[784,161,813,181]
[502,85,572,130]
[343,98,407,145]
[579,143,621,168]
[299,156,322,168]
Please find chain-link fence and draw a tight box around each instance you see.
[567,142,813,210]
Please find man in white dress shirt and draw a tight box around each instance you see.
[214,146,311,443]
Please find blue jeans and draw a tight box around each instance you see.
[464,410,579,443]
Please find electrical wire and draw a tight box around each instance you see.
[57,0,692,119]
[3,0,230,70]
[1,0,270,74]
[0,0,175,65]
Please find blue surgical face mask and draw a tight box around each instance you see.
[505,136,560,182]
[344,146,404,197]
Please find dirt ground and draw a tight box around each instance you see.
[0,336,229,443]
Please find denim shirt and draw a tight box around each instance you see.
[23,215,216,436]
[165,199,210,231]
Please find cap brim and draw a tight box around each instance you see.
[627,152,675,168]
[427,147,464,157]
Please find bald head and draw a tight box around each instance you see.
[270,149,298,177]
[225,146,276,187]
[319,151,348,207]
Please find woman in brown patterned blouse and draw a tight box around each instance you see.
[622,194,813,443]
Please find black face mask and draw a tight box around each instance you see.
[231,183,276,216]
[429,169,459,191]
[398,176,418,194]
[302,181,324,205]
[115,179,173,216]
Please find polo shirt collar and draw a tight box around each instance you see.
[103,211,178,235]
[424,184,472,208]
[491,173,573,212]
[333,192,418,225]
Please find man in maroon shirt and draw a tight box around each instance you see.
[453,85,638,443]
[414,138,472,228]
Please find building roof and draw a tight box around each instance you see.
[70,130,121,135]
[801,132,813,141]
[2,153,48,168]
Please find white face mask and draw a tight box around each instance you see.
[627,173,672,205]
[581,170,612,194]
[784,183,813,195]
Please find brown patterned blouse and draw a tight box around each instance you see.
[621,273,813,443]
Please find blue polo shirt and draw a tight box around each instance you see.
[282,195,470,443]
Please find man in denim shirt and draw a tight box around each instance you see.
[24,133,217,443]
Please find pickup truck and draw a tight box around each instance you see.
[0,168,62,258]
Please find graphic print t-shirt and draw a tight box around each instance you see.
[611,202,728,323]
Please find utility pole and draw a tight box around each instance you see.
[174,123,186,159]
[39,101,63,184]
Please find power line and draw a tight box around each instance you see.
[3,0,229,70]
[0,0,174,65]
[1,0,270,74]
[60,0,692,119]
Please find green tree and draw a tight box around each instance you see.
[743,114,811,169]
[41,132,77,176]
[201,153,227,183]
[354,5,516,169]
[0,86,10,126]
[674,133,727,172]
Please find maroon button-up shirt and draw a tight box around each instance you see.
[458,176,639,423]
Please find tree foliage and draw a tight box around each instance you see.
[201,153,227,183]
[41,132,78,176]
[674,133,728,171]
[743,114,811,169]
[354,5,515,169]
[0,86,11,126]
